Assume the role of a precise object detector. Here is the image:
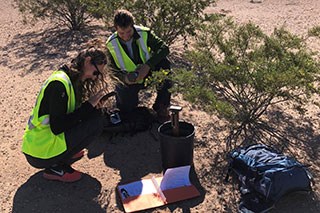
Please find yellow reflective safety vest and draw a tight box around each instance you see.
[22,71,76,159]
[106,25,151,80]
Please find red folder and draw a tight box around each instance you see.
[117,166,200,212]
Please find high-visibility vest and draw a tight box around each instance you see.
[22,71,76,159]
[106,25,151,74]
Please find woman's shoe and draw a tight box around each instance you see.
[43,164,82,182]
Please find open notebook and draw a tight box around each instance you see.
[117,165,200,212]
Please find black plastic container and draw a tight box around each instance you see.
[158,121,195,171]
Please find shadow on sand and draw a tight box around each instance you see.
[87,123,206,212]
[12,171,106,213]
[0,24,108,75]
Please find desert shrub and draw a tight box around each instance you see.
[14,0,95,30]
[85,0,130,25]
[92,0,215,46]
[168,15,320,149]
[308,26,320,38]
[129,0,215,46]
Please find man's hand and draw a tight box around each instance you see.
[124,64,150,84]
[125,71,139,84]
[135,64,150,81]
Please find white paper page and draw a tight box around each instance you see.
[118,179,157,199]
[160,165,191,191]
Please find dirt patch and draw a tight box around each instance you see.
[1,0,319,212]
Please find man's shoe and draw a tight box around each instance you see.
[72,150,85,159]
[157,114,170,123]
[65,150,85,165]
[156,107,170,123]
[43,165,82,182]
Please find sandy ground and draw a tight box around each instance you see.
[0,0,320,212]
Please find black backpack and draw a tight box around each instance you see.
[226,144,313,213]
[103,106,157,136]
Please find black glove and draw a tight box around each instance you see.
[127,71,139,82]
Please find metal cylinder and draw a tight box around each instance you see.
[158,121,195,171]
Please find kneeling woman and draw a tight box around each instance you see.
[22,47,108,182]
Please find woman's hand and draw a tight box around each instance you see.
[88,89,106,107]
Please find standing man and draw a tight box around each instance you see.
[106,9,171,122]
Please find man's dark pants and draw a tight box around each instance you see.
[115,58,172,113]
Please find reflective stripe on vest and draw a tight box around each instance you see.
[22,71,76,159]
[106,25,151,72]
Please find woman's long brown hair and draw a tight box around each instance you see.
[69,47,109,105]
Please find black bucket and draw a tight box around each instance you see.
[158,121,195,171]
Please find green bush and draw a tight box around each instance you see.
[85,0,130,25]
[170,15,320,149]
[92,0,215,46]
[129,0,215,46]
[309,26,320,38]
[14,0,95,30]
